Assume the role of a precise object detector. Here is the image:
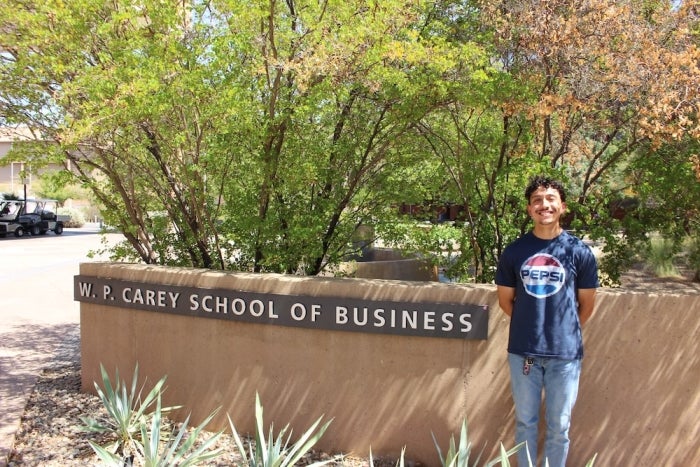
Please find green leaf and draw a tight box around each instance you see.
[228,392,338,467]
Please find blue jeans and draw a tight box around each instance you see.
[508,353,581,467]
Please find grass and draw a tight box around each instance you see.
[645,236,686,279]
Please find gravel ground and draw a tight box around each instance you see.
[7,269,699,466]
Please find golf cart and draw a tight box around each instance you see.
[0,198,69,237]
[0,198,25,237]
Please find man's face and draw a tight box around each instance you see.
[527,186,566,226]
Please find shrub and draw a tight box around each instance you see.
[58,206,86,227]
[646,236,680,278]
[683,235,700,282]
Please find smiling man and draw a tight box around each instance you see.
[496,176,599,467]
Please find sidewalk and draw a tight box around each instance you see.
[0,225,116,466]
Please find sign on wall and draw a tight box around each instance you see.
[74,275,488,339]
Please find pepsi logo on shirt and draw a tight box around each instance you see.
[520,253,566,298]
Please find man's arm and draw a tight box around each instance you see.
[577,288,596,326]
[497,285,516,318]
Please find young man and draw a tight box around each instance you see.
[495,176,599,467]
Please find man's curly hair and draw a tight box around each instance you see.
[525,176,566,203]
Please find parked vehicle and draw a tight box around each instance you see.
[0,198,25,237]
[0,198,70,238]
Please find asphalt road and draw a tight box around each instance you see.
[0,225,122,466]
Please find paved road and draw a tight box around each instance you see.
[0,225,121,466]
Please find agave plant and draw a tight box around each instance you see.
[432,419,598,467]
[135,395,224,467]
[81,363,176,460]
[228,392,339,467]
[88,394,224,466]
[432,419,524,467]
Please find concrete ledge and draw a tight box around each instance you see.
[340,248,439,282]
[79,263,700,466]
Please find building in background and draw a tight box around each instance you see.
[0,125,73,198]
[0,126,35,194]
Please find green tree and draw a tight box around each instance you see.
[0,0,489,274]
[2,0,698,284]
[626,138,700,281]
[2,0,230,267]
[215,0,496,274]
[32,171,87,206]
[413,0,700,283]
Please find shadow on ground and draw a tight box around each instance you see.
[0,322,79,444]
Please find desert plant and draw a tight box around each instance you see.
[432,419,523,467]
[81,363,174,460]
[228,392,338,467]
[431,420,598,467]
[88,394,224,466]
[138,396,224,466]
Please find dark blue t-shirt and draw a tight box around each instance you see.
[495,231,599,360]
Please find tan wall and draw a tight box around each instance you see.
[79,263,700,466]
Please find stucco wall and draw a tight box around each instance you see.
[78,263,700,466]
